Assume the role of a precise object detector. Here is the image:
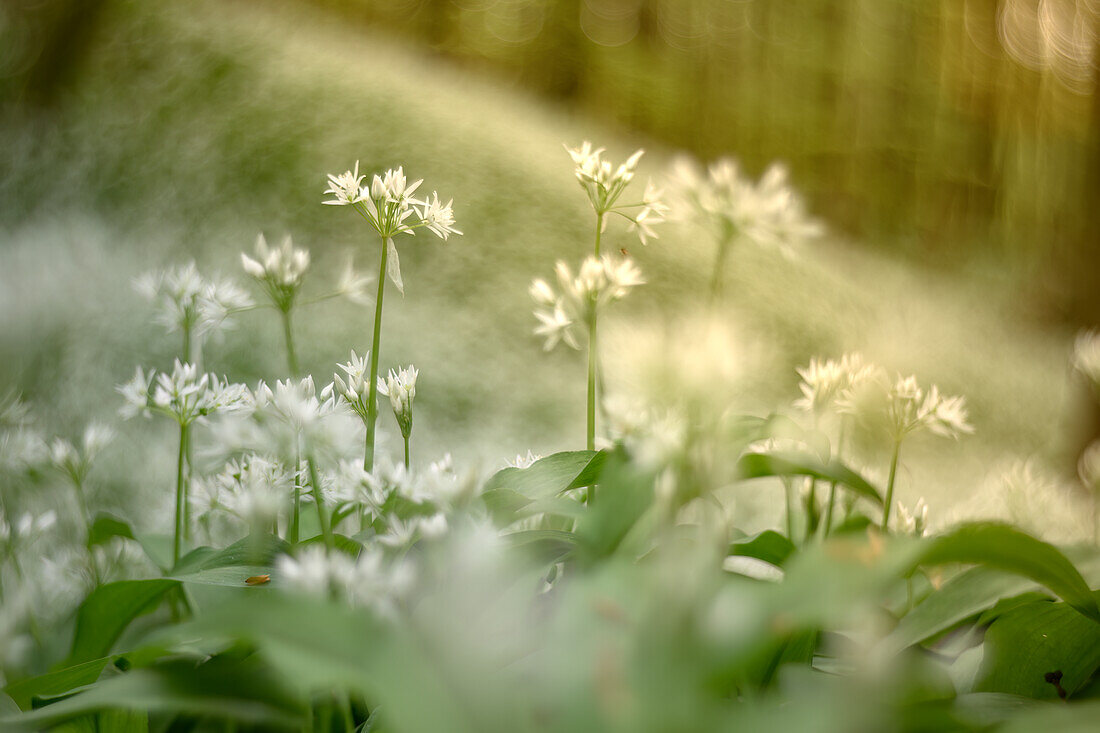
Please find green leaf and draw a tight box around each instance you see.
[736,451,882,506]
[973,596,1100,699]
[86,513,135,547]
[3,658,113,710]
[729,530,796,568]
[499,529,576,564]
[919,524,1100,622]
[171,565,275,588]
[171,534,289,576]
[882,567,1036,655]
[96,709,148,733]
[482,451,606,500]
[67,580,179,666]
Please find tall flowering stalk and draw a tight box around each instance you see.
[668,158,822,303]
[378,366,418,469]
[560,142,664,450]
[118,362,249,563]
[531,257,644,452]
[839,372,973,529]
[324,163,459,470]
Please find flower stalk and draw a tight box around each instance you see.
[363,238,389,471]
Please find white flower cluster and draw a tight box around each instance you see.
[378,366,418,439]
[565,142,668,244]
[324,350,372,423]
[241,234,311,312]
[118,361,250,425]
[49,422,114,488]
[530,255,645,351]
[323,163,461,292]
[669,157,823,255]
[201,454,292,527]
[794,354,973,441]
[135,262,252,339]
[252,376,341,434]
[0,396,46,474]
[277,545,414,618]
[0,508,57,550]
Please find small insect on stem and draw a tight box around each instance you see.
[245,574,271,586]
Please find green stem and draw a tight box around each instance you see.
[403,433,410,470]
[783,478,795,541]
[823,421,847,539]
[290,442,301,544]
[307,453,334,551]
[280,308,300,376]
[338,693,355,732]
[182,324,196,545]
[586,304,597,453]
[363,238,389,471]
[805,478,818,539]
[173,422,190,566]
[882,439,902,530]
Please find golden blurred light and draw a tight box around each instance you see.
[580,0,643,48]
[999,0,1097,94]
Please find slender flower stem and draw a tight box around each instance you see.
[363,237,389,471]
[182,323,196,545]
[822,421,847,539]
[307,452,335,551]
[173,422,190,566]
[280,309,300,377]
[805,478,818,539]
[290,442,301,544]
[882,439,902,529]
[586,212,604,453]
[783,477,795,541]
[403,434,410,470]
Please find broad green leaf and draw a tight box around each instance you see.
[87,513,135,547]
[171,534,288,575]
[919,524,1100,622]
[482,451,606,500]
[729,530,795,568]
[2,655,307,730]
[973,596,1100,699]
[96,709,148,733]
[67,580,179,666]
[499,529,576,564]
[881,567,1035,654]
[3,658,113,710]
[736,451,882,506]
[171,564,275,588]
[996,700,1100,733]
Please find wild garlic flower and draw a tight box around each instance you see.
[794,353,877,415]
[323,162,461,292]
[241,234,310,311]
[1073,330,1100,390]
[117,361,249,425]
[507,450,542,469]
[325,350,372,422]
[135,263,253,339]
[49,422,114,487]
[336,254,374,306]
[210,455,291,526]
[668,156,822,255]
[0,396,46,473]
[378,366,418,439]
[841,372,974,443]
[530,255,644,351]
[277,545,414,617]
[252,376,338,433]
[565,142,665,244]
[894,497,930,537]
[0,509,57,550]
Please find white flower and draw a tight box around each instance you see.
[50,422,114,487]
[329,350,372,422]
[120,361,247,426]
[241,234,310,310]
[378,365,418,439]
[277,545,413,617]
[135,263,252,339]
[336,255,373,306]
[840,372,973,442]
[794,353,873,415]
[530,255,644,351]
[253,376,335,433]
[564,142,655,225]
[322,161,366,206]
[212,455,291,526]
[418,192,462,241]
[668,155,822,256]
[895,497,929,537]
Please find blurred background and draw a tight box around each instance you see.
[2,0,1099,535]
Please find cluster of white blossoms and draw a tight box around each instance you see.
[794,354,973,442]
[240,234,311,312]
[530,255,645,351]
[565,142,668,244]
[49,422,114,488]
[117,361,250,426]
[378,366,418,440]
[252,376,341,435]
[277,545,415,618]
[134,262,253,340]
[324,350,372,423]
[200,454,292,527]
[0,396,46,474]
[668,157,823,255]
[323,163,461,293]
[0,508,57,550]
